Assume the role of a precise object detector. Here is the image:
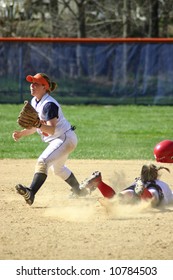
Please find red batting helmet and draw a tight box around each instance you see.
[153,140,173,163]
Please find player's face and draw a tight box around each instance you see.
[30,83,46,100]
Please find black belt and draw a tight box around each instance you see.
[65,126,76,134]
[71,125,76,131]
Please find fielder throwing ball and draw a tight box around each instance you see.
[12,73,87,205]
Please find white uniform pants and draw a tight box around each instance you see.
[37,129,78,180]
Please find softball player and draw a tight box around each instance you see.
[81,164,173,207]
[12,73,87,205]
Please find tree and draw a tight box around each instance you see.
[160,0,173,37]
[59,0,86,37]
[149,0,159,37]
[1,0,173,38]
[122,0,131,37]
[50,0,59,36]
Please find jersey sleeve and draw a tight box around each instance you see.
[43,102,59,121]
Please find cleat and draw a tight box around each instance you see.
[78,188,89,197]
[68,191,79,199]
[79,171,102,192]
[15,184,35,205]
[68,190,79,199]
[68,187,89,199]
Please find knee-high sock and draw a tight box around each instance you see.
[30,172,47,195]
[97,181,116,199]
[65,172,80,194]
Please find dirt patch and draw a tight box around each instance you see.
[1,159,173,260]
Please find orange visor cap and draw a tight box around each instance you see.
[26,74,50,90]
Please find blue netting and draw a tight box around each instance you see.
[0,41,173,104]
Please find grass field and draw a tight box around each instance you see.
[1,104,173,263]
[0,104,173,159]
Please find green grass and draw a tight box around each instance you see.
[0,104,173,159]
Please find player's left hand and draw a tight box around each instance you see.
[17,101,41,129]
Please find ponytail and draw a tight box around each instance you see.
[40,73,58,93]
[141,164,170,183]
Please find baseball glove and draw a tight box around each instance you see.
[17,101,41,129]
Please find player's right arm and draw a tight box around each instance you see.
[12,127,37,141]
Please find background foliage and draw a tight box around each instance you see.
[0,0,173,38]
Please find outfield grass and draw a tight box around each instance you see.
[0,104,173,159]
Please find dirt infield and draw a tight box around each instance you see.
[1,159,173,260]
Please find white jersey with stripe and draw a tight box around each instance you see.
[149,179,173,206]
[31,93,71,143]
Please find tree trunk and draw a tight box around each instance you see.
[50,0,59,37]
[123,0,131,37]
[149,0,159,37]
[162,0,170,37]
[77,1,86,38]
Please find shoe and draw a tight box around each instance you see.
[79,171,102,192]
[68,189,78,199]
[134,178,145,196]
[78,188,89,197]
[68,187,89,199]
[15,184,35,205]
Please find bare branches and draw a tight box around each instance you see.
[0,0,173,37]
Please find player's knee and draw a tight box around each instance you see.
[52,166,70,180]
[53,167,63,176]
